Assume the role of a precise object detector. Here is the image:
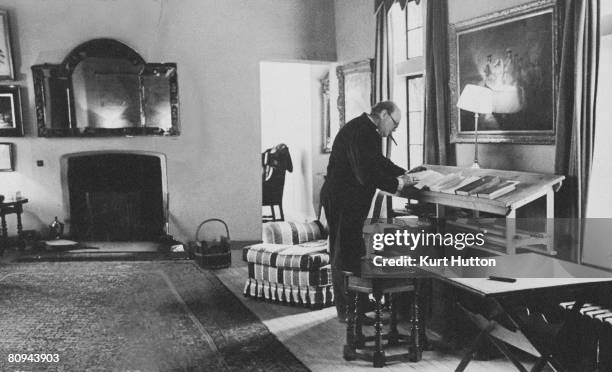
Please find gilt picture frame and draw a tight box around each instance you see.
[321,73,332,153]
[0,85,23,137]
[0,10,14,81]
[449,0,556,144]
[337,59,375,129]
[0,142,14,171]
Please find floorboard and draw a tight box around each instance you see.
[214,251,550,371]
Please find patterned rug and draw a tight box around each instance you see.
[0,261,308,371]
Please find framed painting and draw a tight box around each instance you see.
[449,0,556,144]
[0,10,14,80]
[337,59,374,129]
[0,142,14,171]
[0,85,23,136]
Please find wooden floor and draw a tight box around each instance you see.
[215,252,549,372]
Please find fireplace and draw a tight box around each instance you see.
[66,152,167,241]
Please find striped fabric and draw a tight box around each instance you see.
[243,278,334,308]
[262,221,327,245]
[242,243,294,266]
[242,240,329,270]
[559,301,612,370]
[248,263,332,286]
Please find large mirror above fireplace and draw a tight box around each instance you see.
[32,38,180,137]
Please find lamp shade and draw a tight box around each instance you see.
[457,84,493,114]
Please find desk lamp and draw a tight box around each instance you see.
[457,84,493,169]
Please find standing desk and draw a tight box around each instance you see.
[398,165,565,255]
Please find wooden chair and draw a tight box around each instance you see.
[343,273,424,367]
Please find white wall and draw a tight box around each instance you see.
[260,61,329,221]
[0,0,336,241]
[334,0,376,62]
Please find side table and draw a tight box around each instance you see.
[0,197,29,255]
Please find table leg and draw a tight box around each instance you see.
[0,214,7,256]
[16,209,25,250]
[506,210,516,255]
[546,190,557,256]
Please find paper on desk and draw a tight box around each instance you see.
[410,170,445,190]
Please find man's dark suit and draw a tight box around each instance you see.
[321,113,406,317]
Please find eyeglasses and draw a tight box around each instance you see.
[389,114,399,128]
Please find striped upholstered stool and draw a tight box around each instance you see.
[559,301,612,370]
[242,221,333,308]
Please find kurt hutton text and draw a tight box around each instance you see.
[372,256,496,267]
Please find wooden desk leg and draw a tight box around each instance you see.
[0,214,7,256]
[16,208,25,250]
[546,189,557,256]
[506,210,516,255]
[410,279,423,362]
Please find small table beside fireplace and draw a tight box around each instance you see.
[0,197,28,256]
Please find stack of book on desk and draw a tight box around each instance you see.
[409,170,519,200]
[455,176,519,199]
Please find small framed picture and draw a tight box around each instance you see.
[0,85,23,136]
[0,142,14,171]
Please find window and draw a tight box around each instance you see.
[389,1,425,171]
[587,4,612,217]
[389,1,426,211]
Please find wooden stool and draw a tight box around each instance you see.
[343,273,423,367]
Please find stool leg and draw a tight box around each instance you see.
[388,293,400,346]
[355,293,365,348]
[343,292,357,361]
[410,280,423,362]
[373,288,386,367]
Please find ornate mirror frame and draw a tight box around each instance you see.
[32,38,180,137]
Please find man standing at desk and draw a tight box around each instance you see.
[322,101,412,321]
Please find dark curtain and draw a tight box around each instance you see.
[423,0,452,165]
[555,0,600,219]
[372,0,409,219]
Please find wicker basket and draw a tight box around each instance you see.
[192,219,231,269]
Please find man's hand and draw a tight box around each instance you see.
[396,174,418,195]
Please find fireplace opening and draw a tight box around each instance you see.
[67,153,165,241]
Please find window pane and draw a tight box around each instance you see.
[409,145,423,169]
[390,2,407,63]
[408,76,424,112]
[408,112,423,145]
[407,28,423,59]
[391,74,408,169]
[407,1,422,29]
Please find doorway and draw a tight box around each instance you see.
[259,61,331,222]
